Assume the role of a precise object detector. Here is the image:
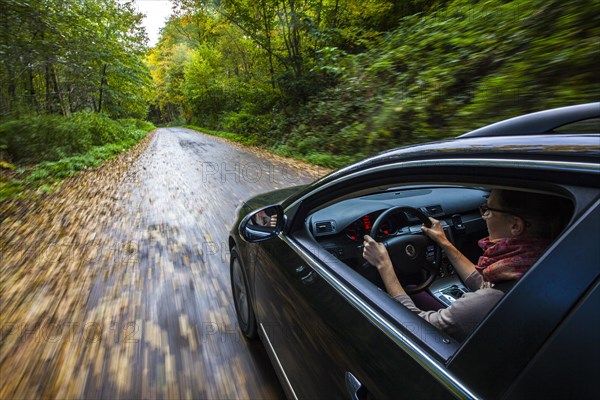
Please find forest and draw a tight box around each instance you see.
[1,0,599,187]
[148,0,598,166]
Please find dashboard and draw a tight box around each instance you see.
[310,186,488,241]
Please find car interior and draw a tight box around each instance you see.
[306,185,572,313]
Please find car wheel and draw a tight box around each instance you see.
[230,248,257,339]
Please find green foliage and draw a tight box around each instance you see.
[154,1,598,170]
[0,180,24,202]
[455,0,600,127]
[186,125,259,146]
[221,111,272,137]
[0,115,88,162]
[23,143,127,183]
[271,141,355,168]
[154,0,408,126]
[0,114,153,202]
[4,0,594,176]
[302,152,355,169]
[0,112,152,163]
[118,118,156,132]
[277,0,600,161]
[1,0,151,119]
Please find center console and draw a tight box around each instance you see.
[429,275,469,307]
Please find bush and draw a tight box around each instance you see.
[221,111,271,138]
[118,118,156,132]
[72,112,133,146]
[303,152,355,168]
[0,112,154,163]
[0,115,88,162]
[0,113,154,202]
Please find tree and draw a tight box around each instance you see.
[0,0,151,119]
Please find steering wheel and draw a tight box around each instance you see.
[367,206,442,295]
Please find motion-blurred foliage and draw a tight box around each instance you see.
[156,0,598,167]
[282,0,599,163]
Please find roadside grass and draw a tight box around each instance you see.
[270,143,357,169]
[185,125,260,146]
[185,125,356,169]
[0,120,154,203]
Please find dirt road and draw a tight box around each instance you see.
[0,128,327,399]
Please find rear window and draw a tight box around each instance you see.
[553,117,600,134]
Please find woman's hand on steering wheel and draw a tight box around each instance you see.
[362,235,393,271]
[421,217,450,248]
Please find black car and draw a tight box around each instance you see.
[228,103,600,399]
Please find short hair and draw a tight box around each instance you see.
[495,189,573,240]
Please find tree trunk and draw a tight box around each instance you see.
[332,0,340,28]
[51,66,69,116]
[4,68,16,115]
[260,0,276,89]
[280,0,303,78]
[45,63,53,113]
[314,0,323,60]
[27,68,39,112]
[97,64,108,113]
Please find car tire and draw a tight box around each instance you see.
[230,248,257,339]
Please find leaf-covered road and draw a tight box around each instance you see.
[0,128,327,399]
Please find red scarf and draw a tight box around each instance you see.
[476,236,551,283]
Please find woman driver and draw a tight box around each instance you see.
[362,189,570,341]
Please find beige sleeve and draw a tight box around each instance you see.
[464,270,486,291]
[394,287,504,341]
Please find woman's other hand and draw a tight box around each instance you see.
[363,235,405,297]
[421,217,450,247]
[363,235,393,270]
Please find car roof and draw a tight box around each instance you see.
[322,133,600,186]
[458,102,600,138]
[366,133,599,164]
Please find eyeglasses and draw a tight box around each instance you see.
[479,203,531,226]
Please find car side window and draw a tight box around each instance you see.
[306,185,574,344]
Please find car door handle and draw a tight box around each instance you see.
[300,270,317,285]
[345,371,369,400]
[296,265,317,285]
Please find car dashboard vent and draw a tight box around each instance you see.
[315,221,336,234]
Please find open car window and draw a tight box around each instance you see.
[303,184,574,348]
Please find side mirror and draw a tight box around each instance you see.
[239,205,285,243]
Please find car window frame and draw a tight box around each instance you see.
[284,158,598,225]
[282,158,598,394]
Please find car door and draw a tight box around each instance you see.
[249,174,485,398]
[253,230,467,399]
[251,165,503,399]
